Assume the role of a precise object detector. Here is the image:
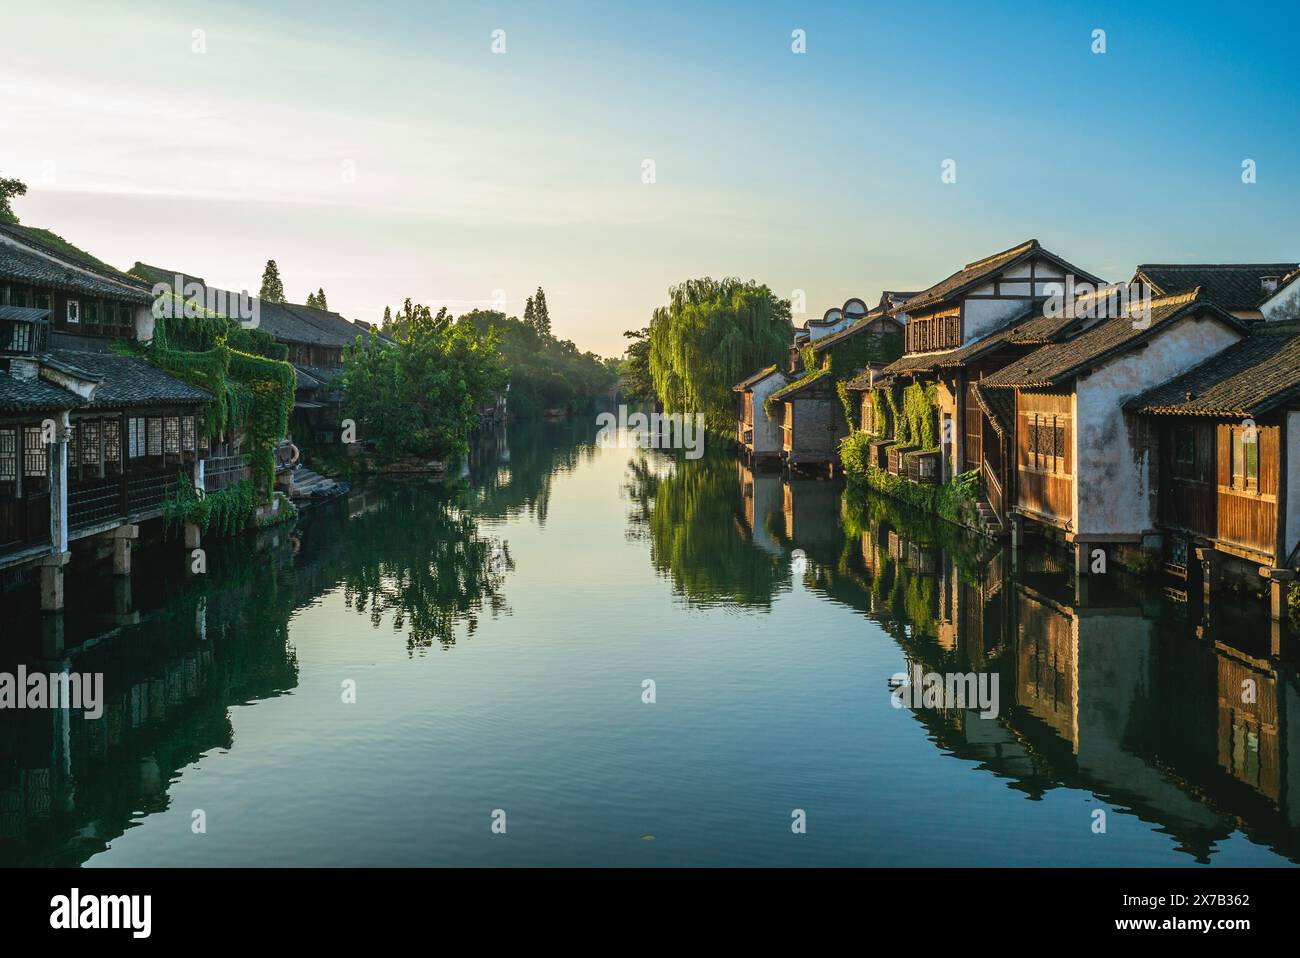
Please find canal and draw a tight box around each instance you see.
[1,418,1297,866]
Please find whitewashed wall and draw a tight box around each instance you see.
[1072,315,1241,538]
[750,372,788,455]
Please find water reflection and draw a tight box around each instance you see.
[0,420,587,865]
[3,422,1297,866]
[636,450,1300,863]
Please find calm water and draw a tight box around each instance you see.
[1,418,1297,867]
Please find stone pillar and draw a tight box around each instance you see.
[48,412,70,555]
[183,521,202,551]
[107,524,139,576]
[1266,569,1294,624]
[39,551,71,613]
[40,612,66,657]
[1194,546,1218,602]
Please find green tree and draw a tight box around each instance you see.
[648,278,792,433]
[305,291,318,308]
[315,287,328,311]
[459,307,615,417]
[259,260,286,303]
[619,328,655,402]
[531,287,551,337]
[0,176,27,225]
[342,299,508,460]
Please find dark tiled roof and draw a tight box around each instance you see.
[0,305,50,323]
[843,368,894,391]
[982,290,1247,389]
[0,224,153,304]
[810,312,903,353]
[732,365,781,391]
[127,262,207,291]
[131,264,371,348]
[1004,310,1084,344]
[46,349,210,408]
[1133,263,1298,313]
[896,239,1103,315]
[295,364,342,388]
[972,382,1014,438]
[1126,333,1300,418]
[767,367,832,403]
[0,372,83,412]
[881,309,1036,377]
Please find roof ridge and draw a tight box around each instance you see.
[962,239,1038,271]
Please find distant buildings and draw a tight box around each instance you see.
[734,239,1300,615]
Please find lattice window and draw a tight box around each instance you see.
[80,420,100,465]
[147,417,163,456]
[104,420,120,464]
[23,427,47,477]
[0,429,15,481]
[163,416,180,453]
[181,416,196,451]
[66,422,77,470]
[128,417,147,458]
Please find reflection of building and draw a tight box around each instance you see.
[737,460,784,555]
[836,489,1300,862]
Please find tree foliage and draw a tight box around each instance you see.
[0,175,27,225]
[647,278,792,433]
[259,259,286,303]
[619,328,655,403]
[342,299,509,460]
[460,307,615,417]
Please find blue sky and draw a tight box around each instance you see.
[3,0,1296,354]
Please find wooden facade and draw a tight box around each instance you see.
[1159,417,1281,562]
[1014,391,1073,527]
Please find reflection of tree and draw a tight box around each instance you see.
[464,420,597,526]
[623,451,791,608]
[339,483,511,652]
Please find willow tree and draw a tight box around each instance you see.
[647,278,792,433]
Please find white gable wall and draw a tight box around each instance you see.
[750,372,788,455]
[1072,315,1242,538]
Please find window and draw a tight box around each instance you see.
[23,427,47,477]
[181,416,196,451]
[163,416,180,454]
[1022,413,1068,475]
[0,429,15,481]
[81,420,100,467]
[104,420,121,465]
[67,300,80,325]
[66,422,77,475]
[1231,426,1260,492]
[1173,426,1197,479]
[147,417,163,456]
[128,417,147,458]
[86,302,100,327]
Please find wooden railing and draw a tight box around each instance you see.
[982,459,1003,519]
[68,475,126,531]
[127,470,181,516]
[205,454,250,492]
[0,492,50,554]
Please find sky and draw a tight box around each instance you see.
[3,0,1297,357]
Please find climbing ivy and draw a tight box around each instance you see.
[164,475,256,537]
[129,313,297,499]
